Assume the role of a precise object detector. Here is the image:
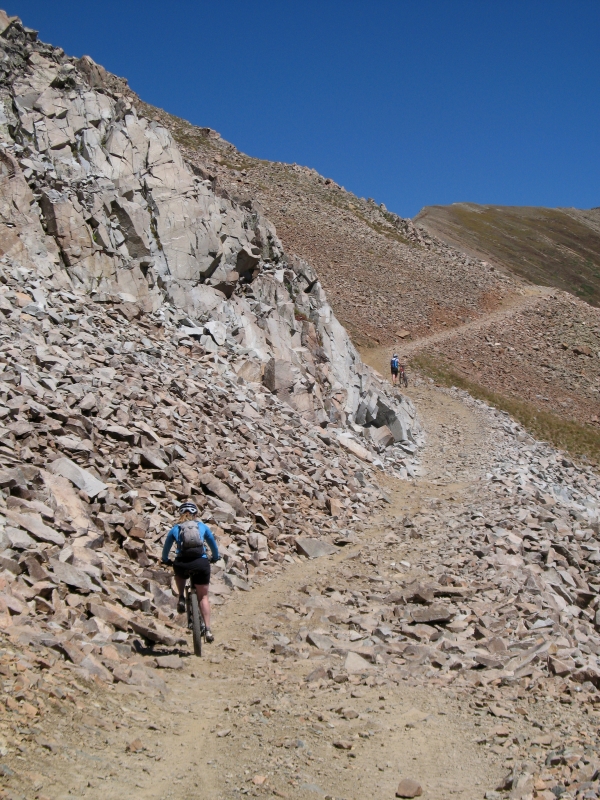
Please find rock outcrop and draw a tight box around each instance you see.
[0,14,418,443]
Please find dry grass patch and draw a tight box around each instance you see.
[415,204,600,306]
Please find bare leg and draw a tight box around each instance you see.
[195,583,210,629]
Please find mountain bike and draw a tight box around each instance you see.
[163,560,206,657]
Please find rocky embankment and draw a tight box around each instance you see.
[0,8,421,724]
[2,378,600,800]
[235,384,600,800]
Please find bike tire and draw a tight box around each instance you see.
[190,591,203,657]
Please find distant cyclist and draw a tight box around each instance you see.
[162,501,219,643]
[390,353,399,385]
[399,363,408,388]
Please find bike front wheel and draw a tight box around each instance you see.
[189,590,203,657]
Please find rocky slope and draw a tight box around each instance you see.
[413,289,600,430]
[0,9,425,709]
[361,287,600,435]
[2,374,600,800]
[136,99,600,448]
[415,203,600,307]
[0,19,418,436]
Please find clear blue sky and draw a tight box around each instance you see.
[11,0,600,218]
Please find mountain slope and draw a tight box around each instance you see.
[415,203,600,306]
[136,103,518,348]
[135,107,600,438]
[0,5,423,714]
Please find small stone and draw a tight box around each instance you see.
[126,738,144,753]
[80,655,114,683]
[48,457,107,498]
[306,632,334,650]
[295,538,337,559]
[395,778,423,798]
[305,666,328,683]
[36,736,60,753]
[49,559,94,594]
[410,604,453,624]
[488,705,514,719]
[344,651,376,674]
[20,702,39,718]
[332,740,353,750]
[155,655,183,669]
[548,656,574,677]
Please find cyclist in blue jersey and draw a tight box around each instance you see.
[162,501,219,643]
[390,353,400,385]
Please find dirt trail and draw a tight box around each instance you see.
[12,379,517,800]
[361,284,553,377]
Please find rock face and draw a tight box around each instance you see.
[0,12,421,699]
[148,108,516,350]
[0,15,418,443]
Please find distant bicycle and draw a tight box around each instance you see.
[399,365,408,387]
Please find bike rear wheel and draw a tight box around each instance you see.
[189,588,203,657]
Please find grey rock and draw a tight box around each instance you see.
[49,558,94,593]
[6,511,65,546]
[155,655,183,669]
[5,526,35,549]
[204,320,227,346]
[48,457,107,499]
[295,538,337,559]
[410,604,454,624]
[344,651,376,674]
[306,632,335,650]
[223,573,251,591]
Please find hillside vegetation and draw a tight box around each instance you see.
[415,203,600,305]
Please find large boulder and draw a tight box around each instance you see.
[374,396,414,442]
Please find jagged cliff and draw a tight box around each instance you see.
[0,14,417,444]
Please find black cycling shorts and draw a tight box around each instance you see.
[173,557,210,586]
[391,368,399,376]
